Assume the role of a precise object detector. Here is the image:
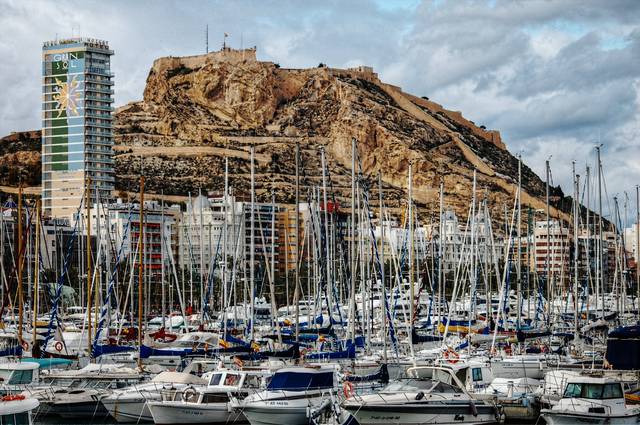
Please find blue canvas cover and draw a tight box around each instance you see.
[267,369,334,391]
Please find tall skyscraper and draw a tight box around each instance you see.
[41,38,114,218]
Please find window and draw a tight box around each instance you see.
[224,373,240,386]
[1,412,30,425]
[209,373,222,386]
[9,369,33,385]
[603,383,623,399]
[563,383,582,398]
[472,368,483,382]
[583,384,604,399]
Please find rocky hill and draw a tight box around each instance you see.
[1,47,572,225]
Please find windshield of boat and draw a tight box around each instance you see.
[383,379,463,393]
[563,383,623,399]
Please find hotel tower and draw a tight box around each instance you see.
[41,38,114,218]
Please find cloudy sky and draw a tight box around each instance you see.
[1,0,639,222]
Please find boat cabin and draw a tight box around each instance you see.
[0,363,39,393]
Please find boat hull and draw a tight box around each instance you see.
[149,402,244,424]
[344,403,498,425]
[241,404,309,425]
[541,409,640,425]
[102,397,152,423]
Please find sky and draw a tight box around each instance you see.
[1,0,639,223]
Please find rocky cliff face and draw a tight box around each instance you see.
[0,48,571,224]
[114,48,569,223]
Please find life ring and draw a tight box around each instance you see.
[444,348,460,364]
[182,386,197,402]
[342,381,354,399]
[21,341,29,351]
[2,395,25,402]
[54,341,63,352]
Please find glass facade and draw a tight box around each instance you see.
[42,38,115,218]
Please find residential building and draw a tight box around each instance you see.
[42,38,115,218]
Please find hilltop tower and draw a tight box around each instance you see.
[41,38,115,218]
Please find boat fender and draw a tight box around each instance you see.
[21,340,29,351]
[415,391,424,401]
[469,400,478,417]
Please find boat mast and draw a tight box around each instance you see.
[408,162,415,360]
[223,157,229,337]
[320,148,331,321]
[85,177,92,357]
[438,181,444,328]
[637,185,639,321]
[294,143,301,341]
[516,156,522,331]
[545,159,551,323]
[350,138,357,341]
[573,163,580,340]
[17,186,23,346]
[161,191,166,329]
[137,176,145,369]
[378,170,387,363]
[596,146,604,317]
[199,188,205,316]
[249,145,255,341]
[32,199,41,350]
[585,166,591,318]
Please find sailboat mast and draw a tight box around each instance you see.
[223,157,229,336]
[249,145,255,341]
[32,199,40,349]
[408,163,415,331]
[86,177,92,357]
[516,156,522,330]
[378,171,387,363]
[350,139,356,341]
[438,181,444,326]
[137,176,145,369]
[637,185,639,321]
[294,143,300,341]
[17,186,23,346]
[161,191,166,329]
[573,163,580,339]
[545,160,551,322]
[596,146,604,316]
[320,148,332,322]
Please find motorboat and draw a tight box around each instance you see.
[148,368,269,424]
[541,375,640,424]
[102,371,207,423]
[0,394,39,425]
[342,366,499,425]
[232,366,338,425]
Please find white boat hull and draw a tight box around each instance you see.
[345,404,498,425]
[241,404,309,425]
[541,409,640,425]
[102,397,152,423]
[149,401,242,424]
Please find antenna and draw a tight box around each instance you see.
[205,24,209,54]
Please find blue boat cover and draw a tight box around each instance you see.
[267,369,334,391]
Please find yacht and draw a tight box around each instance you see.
[102,371,207,423]
[233,366,338,425]
[148,369,269,424]
[541,375,640,424]
[342,366,499,425]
